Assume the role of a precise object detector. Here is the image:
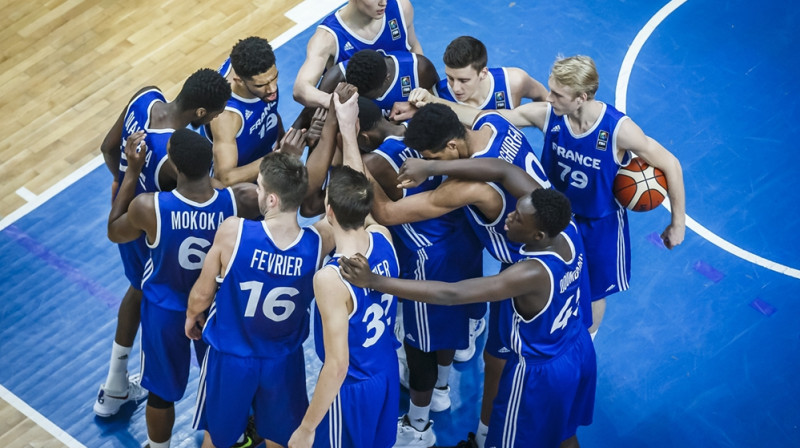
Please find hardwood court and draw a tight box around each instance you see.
[0,0,303,220]
[0,0,304,444]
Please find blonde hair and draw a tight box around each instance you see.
[550,55,599,99]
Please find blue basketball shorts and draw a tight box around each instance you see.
[193,347,308,447]
[574,209,631,301]
[117,235,148,290]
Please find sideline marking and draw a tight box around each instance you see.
[0,385,86,448]
[615,0,800,280]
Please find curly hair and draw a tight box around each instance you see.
[403,103,465,153]
[168,128,213,180]
[443,36,488,72]
[529,188,572,238]
[230,36,276,79]
[345,50,388,96]
[327,165,373,231]
[357,96,383,132]
[174,68,231,112]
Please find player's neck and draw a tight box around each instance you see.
[333,226,371,257]
[467,76,493,107]
[262,210,301,248]
[341,4,379,29]
[377,57,396,95]
[378,120,405,138]
[175,176,214,202]
[152,101,188,130]
[465,126,493,157]
[523,233,569,259]
[567,100,602,134]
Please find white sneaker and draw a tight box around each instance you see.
[93,373,148,417]
[430,385,451,412]
[398,346,410,390]
[395,414,436,448]
[454,318,486,362]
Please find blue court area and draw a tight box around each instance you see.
[1,0,798,446]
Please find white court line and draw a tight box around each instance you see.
[0,385,86,448]
[15,186,37,202]
[0,0,345,441]
[0,0,345,234]
[614,0,800,280]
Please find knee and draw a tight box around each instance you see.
[147,392,174,410]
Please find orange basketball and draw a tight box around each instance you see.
[613,158,668,212]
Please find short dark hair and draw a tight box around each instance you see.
[327,165,373,231]
[357,96,383,132]
[168,128,213,179]
[259,152,308,211]
[443,36,488,72]
[345,50,387,96]
[404,103,465,153]
[529,189,572,238]
[230,37,276,79]
[174,68,231,112]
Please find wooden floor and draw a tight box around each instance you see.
[0,0,305,220]
[0,0,305,444]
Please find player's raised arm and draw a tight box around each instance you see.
[293,30,338,109]
[107,131,153,243]
[617,119,686,248]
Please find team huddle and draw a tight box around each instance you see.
[95,1,686,447]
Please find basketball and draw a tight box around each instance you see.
[613,157,668,212]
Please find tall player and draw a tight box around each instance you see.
[186,152,335,448]
[293,0,423,108]
[201,37,284,186]
[95,69,231,418]
[107,129,255,448]
[407,55,687,337]
[288,93,400,448]
[339,175,596,448]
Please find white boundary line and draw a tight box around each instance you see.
[615,0,800,280]
[0,385,86,448]
[0,0,345,442]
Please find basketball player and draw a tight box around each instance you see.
[406,55,687,337]
[94,69,231,418]
[355,99,485,446]
[186,151,335,448]
[293,0,423,108]
[107,129,256,448]
[200,37,285,186]
[339,170,596,448]
[390,35,547,122]
[288,92,400,448]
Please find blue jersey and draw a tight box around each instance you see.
[319,0,411,65]
[340,51,420,117]
[133,128,174,195]
[434,67,513,110]
[373,136,482,281]
[204,219,324,358]
[118,88,166,182]
[314,232,400,384]
[469,113,550,264]
[199,58,281,169]
[501,221,587,360]
[142,188,237,311]
[541,102,632,219]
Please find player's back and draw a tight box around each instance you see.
[541,102,632,218]
[314,231,400,383]
[434,67,513,110]
[501,221,587,359]
[204,220,324,358]
[118,88,166,181]
[142,188,237,311]
[319,0,411,65]
[135,129,175,194]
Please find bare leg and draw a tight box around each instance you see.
[115,286,142,346]
[588,298,606,335]
[146,403,174,444]
[480,351,506,425]
[560,435,579,448]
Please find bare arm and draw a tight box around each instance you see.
[293,29,338,109]
[185,217,239,340]
[506,67,548,104]
[340,253,543,305]
[209,111,262,185]
[617,119,686,248]
[108,131,153,243]
[415,54,439,90]
[364,152,403,201]
[100,86,157,178]
[230,183,261,220]
[288,268,351,448]
[399,0,423,54]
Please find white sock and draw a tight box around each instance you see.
[475,421,489,448]
[147,438,170,448]
[590,329,598,341]
[407,403,430,431]
[105,342,132,393]
[435,364,451,388]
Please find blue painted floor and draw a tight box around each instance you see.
[1,1,799,447]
